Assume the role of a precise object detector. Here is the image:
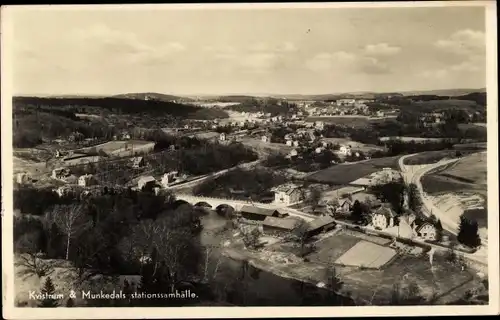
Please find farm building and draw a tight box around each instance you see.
[286,140,293,146]
[262,216,299,237]
[306,215,336,238]
[272,183,304,206]
[78,174,96,187]
[138,176,157,190]
[337,145,352,156]
[411,218,438,241]
[240,206,279,221]
[131,157,145,169]
[371,205,397,229]
[219,133,227,141]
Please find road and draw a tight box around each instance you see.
[398,153,488,265]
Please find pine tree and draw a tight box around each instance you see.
[457,214,482,248]
[38,277,59,308]
[65,298,74,307]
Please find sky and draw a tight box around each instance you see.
[8,5,488,96]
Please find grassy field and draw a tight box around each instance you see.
[77,140,155,156]
[320,138,385,153]
[413,99,480,110]
[239,137,294,156]
[403,150,460,165]
[308,233,361,265]
[421,152,487,195]
[440,152,487,186]
[305,156,401,185]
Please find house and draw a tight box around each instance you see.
[52,168,70,180]
[338,198,353,213]
[271,183,304,206]
[315,121,325,130]
[320,141,330,148]
[289,149,299,158]
[306,215,336,238]
[308,131,317,142]
[161,171,179,188]
[371,205,397,229]
[411,218,438,241]
[16,172,31,184]
[315,147,324,154]
[261,134,272,143]
[219,133,227,141]
[284,133,294,141]
[55,150,62,158]
[138,176,157,190]
[262,216,299,237]
[240,206,279,221]
[54,186,72,197]
[122,132,131,140]
[293,140,300,147]
[286,140,293,146]
[131,156,145,169]
[78,174,96,187]
[338,145,352,156]
[376,110,385,117]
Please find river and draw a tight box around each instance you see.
[198,209,353,306]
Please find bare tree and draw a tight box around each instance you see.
[307,186,323,213]
[48,204,92,260]
[15,232,54,279]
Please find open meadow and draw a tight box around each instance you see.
[305,156,400,185]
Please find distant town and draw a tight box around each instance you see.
[13,89,488,307]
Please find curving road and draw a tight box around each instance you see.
[398,153,488,265]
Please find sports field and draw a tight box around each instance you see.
[335,240,397,269]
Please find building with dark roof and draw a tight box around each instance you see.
[262,216,299,237]
[306,215,337,238]
[240,205,279,221]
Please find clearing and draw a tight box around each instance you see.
[308,233,361,265]
[76,140,155,156]
[305,156,401,185]
[403,150,461,165]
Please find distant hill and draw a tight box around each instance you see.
[400,88,486,97]
[13,96,227,120]
[113,92,194,102]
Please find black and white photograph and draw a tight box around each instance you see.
[1,2,498,318]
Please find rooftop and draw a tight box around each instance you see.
[138,175,156,183]
[374,205,396,218]
[271,183,302,194]
[240,205,277,216]
[307,215,336,232]
[262,216,299,230]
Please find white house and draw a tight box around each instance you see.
[219,133,227,141]
[289,149,299,158]
[293,140,300,147]
[376,110,385,117]
[371,206,396,229]
[138,176,157,190]
[131,156,145,169]
[52,167,70,180]
[315,147,324,154]
[315,121,325,130]
[271,184,304,205]
[262,135,272,143]
[286,140,293,146]
[161,171,179,188]
[16,172,31,184]
[338,145,352,156]
[284,133,294,141]
[338,198,353,213]
[78,174,96,187]
[411,218,438,241]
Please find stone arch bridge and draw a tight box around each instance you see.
[174,194,278,212]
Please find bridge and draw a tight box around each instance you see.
[174,194,280,212]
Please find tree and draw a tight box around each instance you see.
[407,184,422,213]
[457,214,481,248]
[241,227,260,249]
[65,298,75,307]
[307,186,323,213]
[435,219,444,241]
[291,219,310,256]
[47,204,92,260]
[38,277,59,308]
[15,232,54,279]
[370,181,406,215]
